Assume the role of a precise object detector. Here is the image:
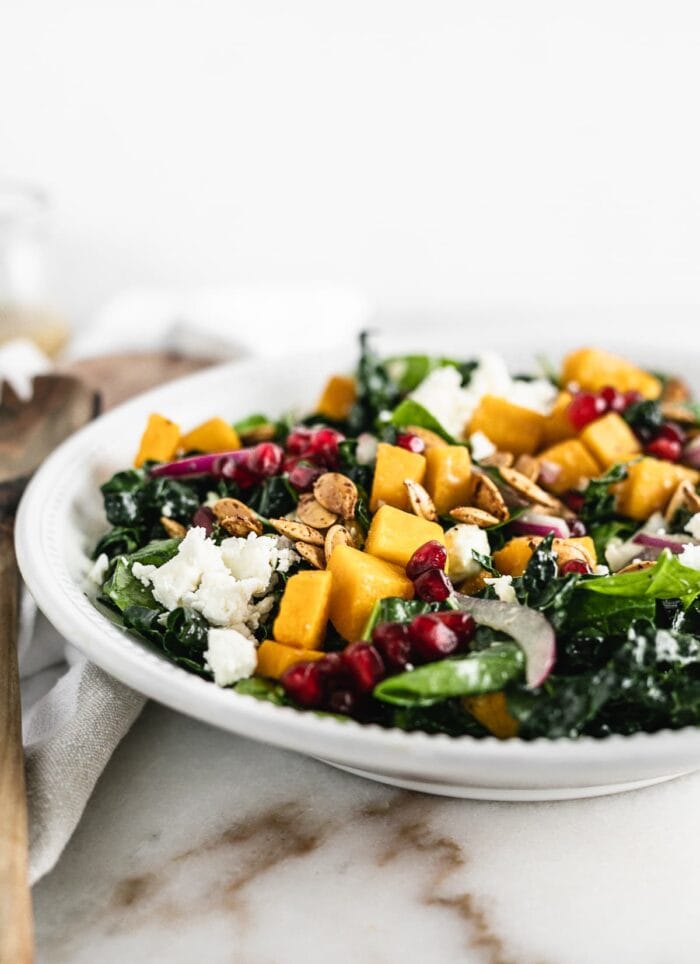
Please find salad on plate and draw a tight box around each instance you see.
[90,336,700,740]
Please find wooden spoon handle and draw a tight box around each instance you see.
[0,522,33,964]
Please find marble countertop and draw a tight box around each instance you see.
[34,703,700,964]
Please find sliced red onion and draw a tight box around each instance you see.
[538,460,562,487]
[512,511,570,540]
[453,594,556,689]
[632,532,692,555]
[683,436,700,470]
[149,450,247,478]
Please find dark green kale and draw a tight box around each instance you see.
[622,399,663,442]
[578,462,630,526]
[123,605,210,675]
[345,331,401,434]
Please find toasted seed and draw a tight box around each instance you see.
[160,516,187,538]
[269,518,325,545]
[324,523,354,560]
[479,451,514,468]
[617,559,657,574]
[514,454,541,482]
[470,472,509,521]
[296,541,326,569]
[498,466,560,511]
[404,478,438,521]
[212,497,263,536]
[660,402,697,425]
[404,425,448,449]
[664,479,700,525]
[220,515,262,537]
[661,377,691,404]
[313,472,358,519]
[239,422,277,444]
[296,493,338,529]
[449,506,500,528]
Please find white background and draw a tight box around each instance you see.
[2,0,700,325]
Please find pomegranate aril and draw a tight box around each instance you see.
[342,643,385,694]
[560,558,590,575]
[372,622,412,671]
[568,392,606,430]
[287,461,324,491]
[406,540,448,580]
[248,442,284,477]
[657,423,686,445]
[563,490,585,513]
[285,427,315,457]
[219,460,259,488]
[646,436,682,463]
[281,661,326,708]
[327,688,357,715]
[569,518,587,537]
[433,611,476,647]
[316,652,345,683]
[396,432,426,455]
[413,568,453,602]
[623,390,644,409]
[408,614,459,662]
[308,427,345,467]
[600,385,625,413]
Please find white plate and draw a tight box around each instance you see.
[16,325,700,800]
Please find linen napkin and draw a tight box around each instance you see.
[7,283,371,884]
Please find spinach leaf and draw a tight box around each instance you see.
[361,597,434,640]
[579,463,630,525]
[93,526,143,560]
[234,677,289,705]
[565,592,656,638]
[579,551,700,607]
[390,399,456,443]
[234,413,273,436]
[373,642,525,706]
[100,539,181,612]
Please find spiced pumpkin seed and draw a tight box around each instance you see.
[449,506,500,528]
[479,451,514,468]
[160,516,187,538]
[296,541,326,569]
[470,472,509,521]
[325,523,354,560]
[296,493,338,529]
[403,478,438,521]
[220,515,262,537]
[513,454,541,482]
[269,518,325,545]
[313,472,358,519]
[498,466,560,511]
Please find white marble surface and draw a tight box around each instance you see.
[33,702,700,964]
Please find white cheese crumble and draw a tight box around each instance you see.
[204,627,257,686]
[679,543,700,572]
[445,523,490,582]
[88,553,110,586]
[469,431,496,461]
[409,353,557,439]
[484,573,517,603]
[685,513,700,541]
[132,527,297,641]
[356,432,379,465]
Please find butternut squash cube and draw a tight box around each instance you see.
[369,442,427,512]
[134,413,180,468]
[616,457,699,521]
[316,374,357,421]
[328,544,414,641]
[180,417,241,454]
[493,536,541,577]
[537,439,602,494]
[365,505,446,569]
[256,640,325,680]
[469,395,546,456]
[273,570,333,649]
[424,445,472,515]
[579,412,641,468]
[464,692,519,739]
[542,391,576,446]
[561,348,661,399]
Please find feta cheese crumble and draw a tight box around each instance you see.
[445,523,490,582]
[484,573,517,603]
[409,353,557,439]
[685,513,700,541]
[204,627,257,686]
[679,543,700,572]
[88,552,110,586]
[469,431,496,461]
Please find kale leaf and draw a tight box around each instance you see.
[578,463,630,526]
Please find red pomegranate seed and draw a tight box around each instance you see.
[406,540,448,580]
[408,614,459,662]
[327,688,357,715]
[600,385,625,413]
[287,461,325,491]
[433,611,476,647]
[286,427,315,457]
[623,390,644,409]
[281,661,326,708]
[309,427,345,467]
[219,460,259,488]
[568,392,606,430]
[646,436,682,462]
[413,568,453,602]
[372,622,412,671]
[563,490,585,513]
[396,432,426,455]
[342,643,385,694]
[560,559,590,575]
[248,442,284,477]
[192,505,215,535]
[316,652,345,683]
[657,423,686,445]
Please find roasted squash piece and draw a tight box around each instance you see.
[493,535,596,576]
[542,391,576,447]
[316,375,357,421]
[469,395,546,456]
[615,457,699,521]
[273,570,333,649]
[134,413,180,468]
[464,692,519,739]
[561,348,661,399]
[369,442,427,512]
[424,445,472,515]
[579,412,640,468]
[180,417,241,454]
[365,505,445,569]
[537,439,602,494]
[256,640,325,679]
[328,544,414,641]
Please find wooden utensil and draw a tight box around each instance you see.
[0,375,98,964]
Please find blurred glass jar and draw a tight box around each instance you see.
[0,182,70,357]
